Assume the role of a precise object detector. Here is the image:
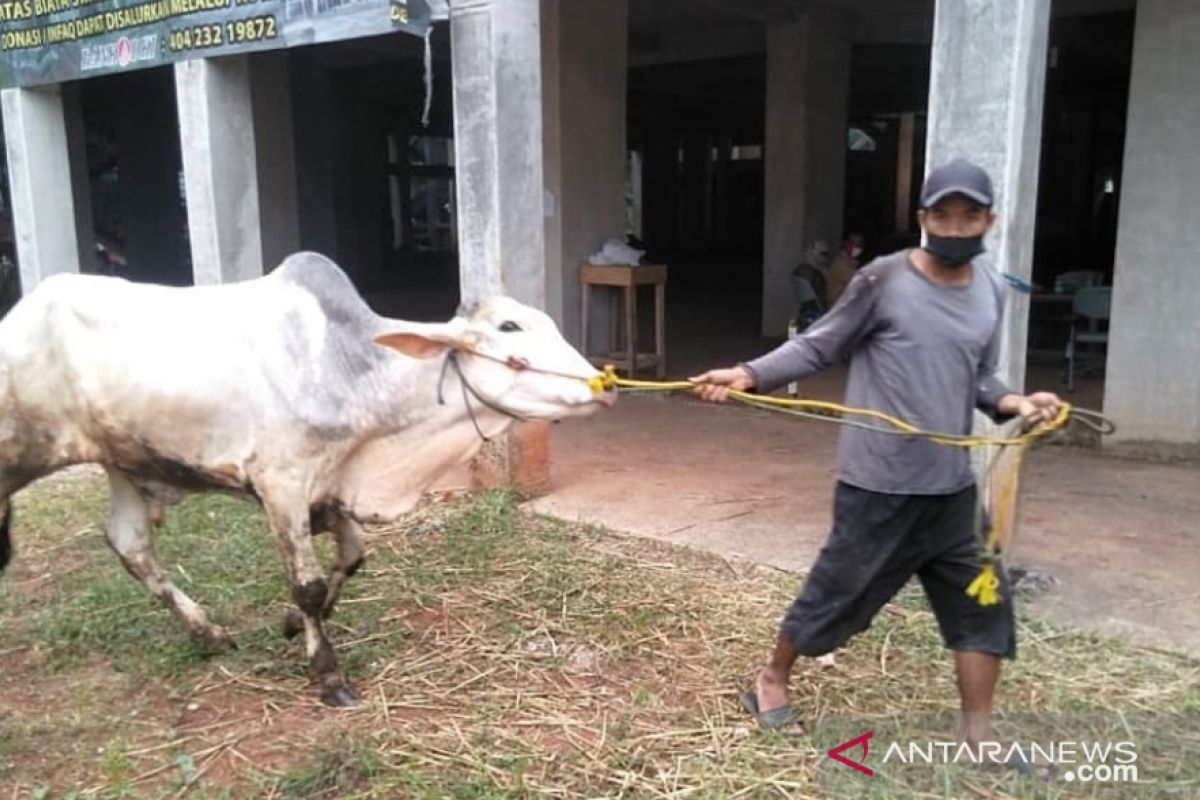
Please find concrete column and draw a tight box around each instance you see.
[541,0,628,345]
[451,0,551,494]
[176,56,263,285]
[1103,0,1200,457]
[450,0,546,309]
[541,0,563,320]
[251,51,301,272]
[468,418,551,495]
[925,0,1051,391]
[1,85,82,292]
[761,10,851,337]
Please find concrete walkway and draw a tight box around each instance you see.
[521,392,1200,657]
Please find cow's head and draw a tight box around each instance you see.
[375,296,617,420]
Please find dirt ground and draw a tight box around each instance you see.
[3,478,1195,798]
[506,383,1200,658]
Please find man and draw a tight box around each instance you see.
[824,232,865,308]
[790,240,831,332]
[691,159,1061,764]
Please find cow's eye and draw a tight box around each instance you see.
[499,321,522,333]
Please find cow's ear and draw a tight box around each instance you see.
[374,333,448,360]
[374,326,477,359]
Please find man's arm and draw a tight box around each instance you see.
[690,272,879,402]
[739,271,880,394]
[977,298,1063,425]
[975,316,1015,421]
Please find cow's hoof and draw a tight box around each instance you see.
[282,609,305,640]
[320,684,359,707]
[201,629,237,655]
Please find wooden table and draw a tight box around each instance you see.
[579,263,667,378]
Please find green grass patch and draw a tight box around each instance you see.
[0,473,1196,799]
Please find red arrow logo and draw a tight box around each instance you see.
[827,730,874,776]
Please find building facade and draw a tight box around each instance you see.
[1,0,1197,457]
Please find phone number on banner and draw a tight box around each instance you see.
[166,14,276,52]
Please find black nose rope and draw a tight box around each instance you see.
[437,350,532,442]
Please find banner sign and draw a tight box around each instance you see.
[0,0,432,87]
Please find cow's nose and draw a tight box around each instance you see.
[596,387,618,408]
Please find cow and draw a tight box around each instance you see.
[0,252,615,705]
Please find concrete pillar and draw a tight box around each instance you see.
[761,10,851,337]
[541,0,628,345]
[115,72,189,285]
[451,0,550,494]
[251,51,301,272]
[1,85,82,292]
[925,0,1051,391]
[1103,0,1200,457]
[468,419,551,495]
[450,0,546,309]
[541,0,563,320]
[175,56,263,285]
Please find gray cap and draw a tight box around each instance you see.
[920,158,994,208]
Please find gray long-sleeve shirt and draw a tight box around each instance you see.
[744,250,1013,495]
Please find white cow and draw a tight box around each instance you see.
[0,252,615,704]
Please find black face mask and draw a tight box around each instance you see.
[924,234,985,268]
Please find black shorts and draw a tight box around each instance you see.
[780,482,1016,659]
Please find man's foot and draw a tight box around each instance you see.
[966,739,1057,781]
[741,668,805,734]
[741,692,805,734]
[756,667,790,713]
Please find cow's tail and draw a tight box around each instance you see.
[0,501,10,574]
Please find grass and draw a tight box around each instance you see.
[0,470,1197,799]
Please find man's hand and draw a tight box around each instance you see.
[689,366,755,403]
[999,391,1063,427]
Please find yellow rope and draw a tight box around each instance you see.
[966,444,1027,607]
[591,364,1083,607]
[591,365,1073,448]
[468,351,1109,608]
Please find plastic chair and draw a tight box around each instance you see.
[1064,286,1111,392]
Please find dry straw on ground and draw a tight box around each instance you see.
[0,478,1196,798]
